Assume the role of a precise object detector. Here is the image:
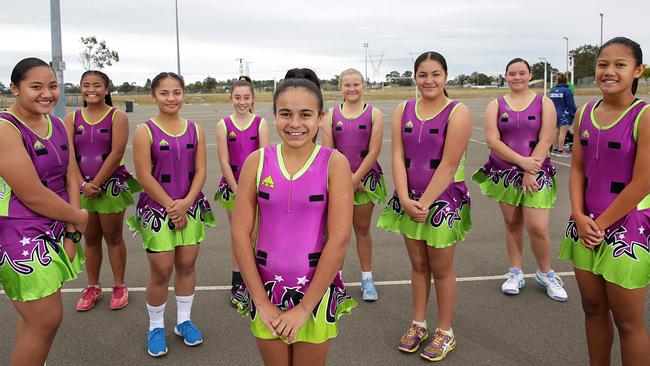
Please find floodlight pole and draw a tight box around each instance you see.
[363,42,369,88]
[175,0,181,75]
[50,0,66,118]
[563,36,569,74]
[599,13,604,47]
[539,57,548,96]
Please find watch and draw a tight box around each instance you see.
[64,230,82,243]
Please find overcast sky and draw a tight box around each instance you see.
[1,0,649,86]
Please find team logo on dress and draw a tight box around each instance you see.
[582,130,590,138]
[159,139,169,146]
[501,112,509,119]
[0,178,7,200]
[33,141,45,150]
[229,131,237,138]
[261,176,275,189]
[336,121,344,127]
[76,125,84,131]
[405,121,413,128]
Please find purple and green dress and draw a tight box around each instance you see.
[214,114,264,211]
[377,99,472,247]
[472,94,557,208]
[73,107,141,214]
[559,99,650,289]
[237,144,357,344]
[330,103,387,205]
[127,119,215,252]
[0,112,84,301]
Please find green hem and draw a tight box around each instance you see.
[214,190,235,212]
[127,211,216,251]
[471,169,556,209]
[354,174,387,205]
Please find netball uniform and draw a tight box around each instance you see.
[377,99,472,247]
[237,144,356,343]
[559,99,650,289]
[0,112,84,301]
[472,94,557,208]
[330,103,387,205]
[127,119,215,251]
[73,107,141,213]
[214,114,264,211]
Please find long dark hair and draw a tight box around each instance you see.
[11,57,52,87]
[597,37,643,95]
[80,70,113,107]
[151,72,185,95]
[273,68,323,142]
[414,52,449,97]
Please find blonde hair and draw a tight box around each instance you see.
[339,68,364,89]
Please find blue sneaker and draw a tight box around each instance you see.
[174,320,204,346]
[361,277,378,301]
[147,327,168,357]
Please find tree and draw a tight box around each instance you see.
[64,83,80,93]
[642,66,650,84]
[144,78,152,90]
[571,44,598,81]
[402,71,413,78]
[385,71,400,84]
[203,76,218,92]
[0,81,7,94]
[530,62,559,82]
[117,82,135,94]
[79,36,120,70]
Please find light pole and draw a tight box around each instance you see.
[50,0,66,118]
[175,0,181,76]
[599,13,604,47]
[539,57,548,96]
[363,43,369,88]
[563,36,569,74]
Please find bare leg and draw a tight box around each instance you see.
[353,202,374,272]
[404,236,431,321]
[498,203,524,269]
[83,212,103,285]
[292,341,331,366]
[574,269,613,366]
[98,211,127,284]
[606,282,650,366]
[522,207,552,273]
[256,338,291,366]
[145,251,175,306]
[174,245,200,296]
[427,244,457,330]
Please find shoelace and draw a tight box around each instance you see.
[404,326,421,341]
[505,273,520,283]
[429,331,447,351]
[82,287,99,300]
[113,285,126,298]
[547,275,565,290]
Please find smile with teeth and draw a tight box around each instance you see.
[285,131,307,136]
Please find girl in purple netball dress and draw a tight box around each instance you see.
[65,70,141,312]
[0,57,88,365]
[215,76,269,308]
[322,68,385,301]
[559,37,650,365]
[377,52,473,362]
[472,58,568,301]
[232,69,356,366]
[128,72,215,357]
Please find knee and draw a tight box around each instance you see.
[503,216,523,233]
[28,310,63,335]
[612,312,644,337]
[102,230,123,246]
[411,259,430,275]
[150,269,172,285]
[84,232,102,246]
[175,264,196,277]
[354,224,371,240]
[430,265,454,281]
[526,224,549,240]
[580,297,609,319]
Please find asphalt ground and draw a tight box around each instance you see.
[1,96,648,365]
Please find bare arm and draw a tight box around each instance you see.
[419,104,472,208]
[321,108,334,148]
[132,124,174,207]
[258,118,270,148]
[595,109,650,230]
[90,110,129,187]
[352,107,384,183]
[0,121,85,225]
[216,119,238,190]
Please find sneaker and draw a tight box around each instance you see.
[398,324,428,353]
[109,284,128,310]
[230,285,249,310]
[361,277,378,301]
[420,328,457,362]
[555,150,572,158]
[75,285,103,311]
[174,320,203,346]
[535,270,568,302]
[147,327,168,357]
[501,269,525,295]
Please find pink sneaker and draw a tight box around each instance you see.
[76,285,103,311]
[109,284,129,310]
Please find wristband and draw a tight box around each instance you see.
[80,181,87,190]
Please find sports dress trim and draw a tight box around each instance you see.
[73,108,142,214]
[377,99,472,248]
[0,112,84,301]
[471,95,557,208]
[127,119,215,251]
[559,99,649,289]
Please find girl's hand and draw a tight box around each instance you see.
[522,172,540,195]
[575,214,604,249]
[404,199,428,223]
[82,182,100,199]
[257,302,283,337]
[166,199,192,221]
[356,181,366,193]
[271,304,311,344]
[517,156,543,175]
[63,238,77,261]
[171,215,187,231]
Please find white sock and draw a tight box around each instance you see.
[147,303,166,330]
[412,320,427,329]
[176,294,194,324]
[438,327,454,337]
[361,271,373,280]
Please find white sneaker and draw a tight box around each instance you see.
[535,270,568,302]
[501,269,525,295]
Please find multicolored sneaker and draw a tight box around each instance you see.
[147,327,168,357]
[230,285,249,311]
[361,277,378,301]
[535,270,568,302]
[501,269,525,295]
[420,328,456,362]
[109,284,129,310]
[174,320,203,346]
[398,324,428,353]
[75,285,102,311]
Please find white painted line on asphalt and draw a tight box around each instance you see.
[0,272,575,295]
